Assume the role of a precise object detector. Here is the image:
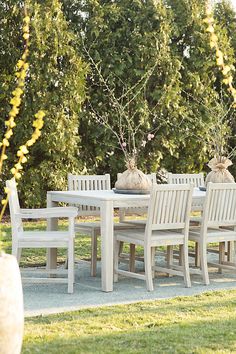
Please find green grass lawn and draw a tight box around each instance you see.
[22,290,236,354]
[1,220,235,353]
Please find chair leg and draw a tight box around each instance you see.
[227,241,232,262]
[118,241,124,256]
[114,240,120,283]
[68,240,74,294]
[91,232,98,277]
[195,242,200,267]
[12,244,21,264]
[144,246,154,291]
[179,245,184,266]
[151,247,156,279]
[182,242,191,288]
[199,242,209,285]
[167,246,173,277]
[129,244,135,272]
[219,242,225,274]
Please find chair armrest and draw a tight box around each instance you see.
[18,207,78,219]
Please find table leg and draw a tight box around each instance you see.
[100,200,114,292]
[46,194,58,270]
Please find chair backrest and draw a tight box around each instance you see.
[167,173,204,187]
[202,183,236,229]
[145,184,193,238]
[68,174,111,216]
[6,179,23,239]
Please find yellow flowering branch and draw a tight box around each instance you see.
[204,4,236,106]
[0,110,45,220]
[0,7,45,225]
[0,15,30,175]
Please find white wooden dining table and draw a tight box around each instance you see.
[47,188,206,292]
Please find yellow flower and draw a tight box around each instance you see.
[17,150,24,157]
[223,76,232,85]
[2,138,9,147]
[12,88,23,97]
[4,187,10,194]
[20,71,27,80]
[23,16,30,24]
[2,154,7,160]
[21,156,27,163]
[33,119,44,129]
[23,63,29,70]
[23,25,29,33]
[206,25,214,33]
[15,172,21,180]
[210,41,216,49]
[10,96,21,107]
[26,138,36,146]
[210,33,217,42]
[17,60,24,69]
[9,106,19,117]
[10,167,16,175]
[9,120,16,128]
[216,57,224,66]
[1,199,7,205]
[5,130,13,139]
[35,110,46,119]
[20,145,29,154]
[222,66,231,76]
[23,33,30,40]
[15,163,23,170]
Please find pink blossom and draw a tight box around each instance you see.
[141,140,147,147]
[121,142,127,147]
[147,133,154,141]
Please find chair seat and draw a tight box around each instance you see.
[75,221,144,234]
[115,229,185,247]
[18,231,70,247]
[189,227,236,243]
[121,219,147,226]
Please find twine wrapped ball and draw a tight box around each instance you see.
[206,157,235,184]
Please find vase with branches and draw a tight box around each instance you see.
[84,46,167,192]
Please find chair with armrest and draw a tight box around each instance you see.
[7,178,78,294]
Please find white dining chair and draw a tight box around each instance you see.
[114,184,193,291]
[167,172,205,265]
[68,173,142,276]
[189,182,236,285]
[167,172,205,188]
[7,179,78,294]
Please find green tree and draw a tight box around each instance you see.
[162,0,235,174]
[0,0,87,207]
[62,0,185,182]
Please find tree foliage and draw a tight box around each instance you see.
[63,0,236,181]
[0,0,87,206]
[1,0,236,207]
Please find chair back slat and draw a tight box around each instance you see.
[203,183,236,228]
[167,173,204,187]
[6,179,23,238]
[68,174,111,216]
[146,184,193,234]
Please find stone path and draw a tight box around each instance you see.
[23,258,236,317]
